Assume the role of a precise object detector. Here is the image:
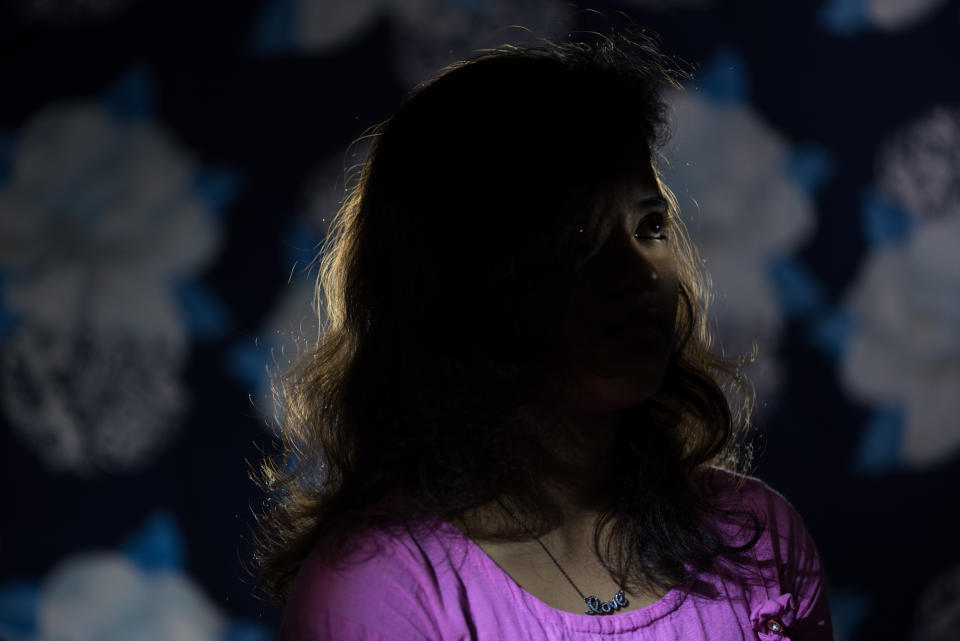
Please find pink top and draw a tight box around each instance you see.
[279,467,834,640]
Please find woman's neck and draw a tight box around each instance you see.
[452,409,622,546]
[536,407,621,505]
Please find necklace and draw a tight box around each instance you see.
[494,498,629,615]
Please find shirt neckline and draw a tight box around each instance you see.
[433,516,689,634]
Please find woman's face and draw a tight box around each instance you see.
[536,162,680,412]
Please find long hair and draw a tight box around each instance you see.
[252,31,762,603]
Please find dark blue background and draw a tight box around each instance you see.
[2,1,958,639]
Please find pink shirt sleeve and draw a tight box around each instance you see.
[732,473,834,639]
[775,494,833,639]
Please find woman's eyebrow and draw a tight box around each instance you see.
[637,195,668,210]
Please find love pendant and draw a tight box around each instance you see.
[584,589,628,615]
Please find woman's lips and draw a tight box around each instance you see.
[603,306,666,346]
[606,307,664,335]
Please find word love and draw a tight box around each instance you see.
[584,589,628,615]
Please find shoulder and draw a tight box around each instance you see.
[698,466,834,638]
[279,519,451,641]
[699,465,808,543]
[699,464,791,506]
[699,465,819,580]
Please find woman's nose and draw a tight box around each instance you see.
[637,267,659,290]
[617,263,659,296]
[603,237,660,295]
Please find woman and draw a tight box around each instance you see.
[255,32,834,640]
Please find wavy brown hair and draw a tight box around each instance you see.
[251,31,763,604]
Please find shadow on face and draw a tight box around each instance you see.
[529,159,681,414]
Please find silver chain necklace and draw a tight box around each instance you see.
[494,498,628,615]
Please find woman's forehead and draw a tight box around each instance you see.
[590,149,659,199]
[587,165,664,223]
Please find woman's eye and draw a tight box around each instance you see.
[634,212,668,240]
